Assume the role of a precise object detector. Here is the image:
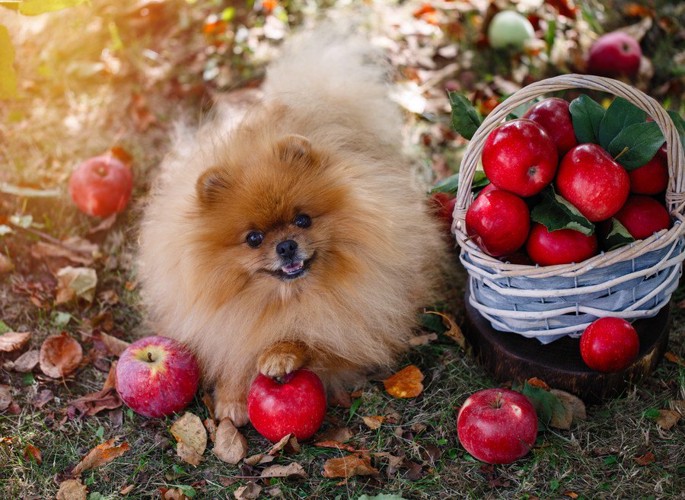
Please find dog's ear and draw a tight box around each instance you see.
[276,134,313,164]
[196,167,232,206]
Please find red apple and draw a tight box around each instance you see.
[69,155,133,218]
[556,144,630,222]
[115,336,200,418]
[523,98,578,156]
[587,31,642,78]
[628,154,668,195]
[456,388,538,464]
[613,195,671,240]
[482,119,558,197]
[580,317,639,372]
[465,189,530,257]
[247,369,326,442]
[526,223,598,266]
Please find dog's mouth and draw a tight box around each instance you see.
[269,253,316,281]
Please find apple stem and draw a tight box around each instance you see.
[491,392,504,409]
[147,351,154,362]
[613,146,630,162]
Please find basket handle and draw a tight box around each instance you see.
[452,74,685,238]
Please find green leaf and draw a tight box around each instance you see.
[448,91,482,140]
[418,312,447,334]
[569,94,605,144]
[0,25,18,99]
[531,186,595,235]
[604,218,635,251]
[607,121,665,170]
[667,110,685,152]
[430,171,489,195]
[0,320,10,334]
[599,97,647,150]
[518,382,566,429]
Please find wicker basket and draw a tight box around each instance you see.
[452,74,685,343]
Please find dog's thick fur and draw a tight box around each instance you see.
[137,27,447,425]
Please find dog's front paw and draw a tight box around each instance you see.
[257,341,309,378]
[213,394,249,427]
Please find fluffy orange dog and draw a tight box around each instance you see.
[138,28,447,426]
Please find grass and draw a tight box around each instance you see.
[2,0,685,498]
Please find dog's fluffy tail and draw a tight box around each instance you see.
[262,24,403,147]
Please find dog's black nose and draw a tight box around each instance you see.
[276,239,298,260]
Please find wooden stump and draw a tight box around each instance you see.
[462,288,671,403]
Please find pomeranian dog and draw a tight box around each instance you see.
[137,26,447,426]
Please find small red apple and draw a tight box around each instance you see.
[247,369,326,442]
[115,336,200,418]
[628,154,669,195]
[587,31,642,78]
[523,97,578,156]
[69,155,133,218]
[482,119,558,197]
[465,189,530,257]
[613,195,671,240]
[556,144,630,222]
[526,223,598,266]
[457,388,538,464]
[580,317,639,372]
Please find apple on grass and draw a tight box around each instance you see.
[587,31,642,78]
[465,189,531,258]
[247,369,327,443]
[457,388,538,464]
[69,154,133,218]
[523,98,578,156]
[580,317,640,372]
[482,119,558,197]
[556,144,630,222]
[115,336,200,418]
[487,10,535,51]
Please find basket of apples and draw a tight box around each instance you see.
[452,74,685,343]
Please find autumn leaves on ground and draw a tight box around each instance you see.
[2,0,685,498]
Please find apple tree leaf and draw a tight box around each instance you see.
[0,25,18,100]
[517,381,566,429]
[598,97,647,150]
[430,170,489,195]
[530,186,595,235]
[448,91,482,140]
[607,121,665,170]
[569,94,605,144]
[604,218,635,251]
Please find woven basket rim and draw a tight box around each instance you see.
[452,73,685,276]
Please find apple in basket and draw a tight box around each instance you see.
[523,98,578,156]
[465,189,530,257]
[457,388,538,464]
[613,195,671,240]
[580,317,640,372]
[628,153,669,195]
[482,119,558,197]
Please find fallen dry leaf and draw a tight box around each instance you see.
[32,389,54,408]
[634,451,656,466]
[362,415,385,430]
[315,426,354,443]
[527,377,551,390]
[260,462,308,479]
[425,310,466,349]
[159,487,191,500]
[0,252,13,273]
[55,266,97,304]
[664,351,685,367]
[383,365,424,399]
[72,438,131,476]
[99,332,130,357]
[268,433,300,455]
[170,412,207,467]
[11,349,40,372]
[313,440,359,453]
[23,443,42,464]
[120,484,135,495]
[322,454,379,479]
[549,389,587,430]
[39,332,83,378]
[234,482,262,500]
[203,418,218,443]
[213,418,248,464]
[0,331,31,352]
[656,409,681,430]
[408,332,437,346]
[57,478,88,500]
[31,239,97,268]
[244,453,275,467]
[69,362,121,416]
[0,385,13,411]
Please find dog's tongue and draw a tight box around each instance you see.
[281,261,304,275]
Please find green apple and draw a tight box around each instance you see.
[488,10,535,50]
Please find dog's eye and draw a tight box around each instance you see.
[245,231,264,248]
[294,214,312,228]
